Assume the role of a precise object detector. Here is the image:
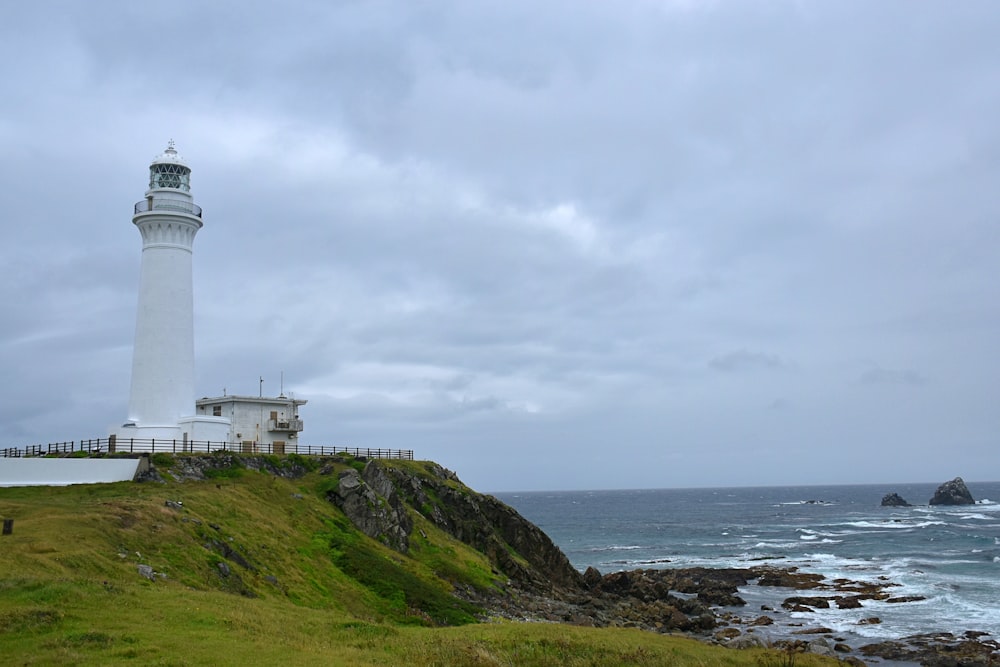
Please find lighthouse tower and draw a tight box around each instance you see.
[119,142,228,445]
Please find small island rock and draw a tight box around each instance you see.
[929,477,975,506]
[881,493,911,507]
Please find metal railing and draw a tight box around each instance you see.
[0,437,413,460]
[268,418,304,432]
[134,199,203,218]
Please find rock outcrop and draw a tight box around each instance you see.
[861,631,1000,666]
[929,477,975,506]
[372,461,585,594]
[327,466,413,553]
[880,492,911,507]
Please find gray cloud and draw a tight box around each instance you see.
[858,368,927,387]
[2,1,999,490]
[709,350,790,373]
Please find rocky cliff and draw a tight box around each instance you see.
[327,459,585,595]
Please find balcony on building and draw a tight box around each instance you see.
[268,418,304,433]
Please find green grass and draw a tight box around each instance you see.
[0,458,842,666]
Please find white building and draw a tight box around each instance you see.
[195,395,307,453]
[118,142,230,446]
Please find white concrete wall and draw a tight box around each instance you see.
[230,401,296,446]
[180,415,231,442]
[0,459,142,487]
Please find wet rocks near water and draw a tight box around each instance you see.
[782,596,830,610]
[929,476,976,505]
[469,563,918,645]
[880,492,911,507]
[860,631,1000,666]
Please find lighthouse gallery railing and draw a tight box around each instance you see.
[134,199,203,218]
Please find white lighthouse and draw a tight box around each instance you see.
[119,142,228,446]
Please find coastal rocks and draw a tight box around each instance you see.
[582,566,603,588]
[860,631,1000,666]
[726,634,768,649]
[593,567,751,608]
[929,477,975,505]
[880,493,911,507]
[754,567,824,589]
[884,595,926,604]
[782,596,830,610]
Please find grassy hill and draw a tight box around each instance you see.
[0,454,839,666]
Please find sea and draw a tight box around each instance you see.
[495,481,1000,644]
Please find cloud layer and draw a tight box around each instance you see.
[2,1,998,490]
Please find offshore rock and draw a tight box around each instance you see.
[929,477,975,506]
[880,492,911,507]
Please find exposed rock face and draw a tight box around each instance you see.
[929,477,975,505]
[327,466,413,553]
[158,453,313,482]
[880,492,911,507]
[373,462,585,594]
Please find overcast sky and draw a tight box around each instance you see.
[2,1,998,492]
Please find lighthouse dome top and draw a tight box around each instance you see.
[148,140,191,192]
[152,140,189,167]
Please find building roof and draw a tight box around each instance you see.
[197,394,307,406]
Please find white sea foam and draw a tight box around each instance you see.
[778,500,837,506]
[750,541,802,549]
[843,519,945,529]
[591,545,642,552]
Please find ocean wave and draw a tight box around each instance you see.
[589,545,643,552]
[777,500,837,506]
[750,541,802,549]
[843,520,946,529]
[797,534,843,544]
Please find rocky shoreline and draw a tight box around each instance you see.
[151,457,999,666]
[463,564,1000,666]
